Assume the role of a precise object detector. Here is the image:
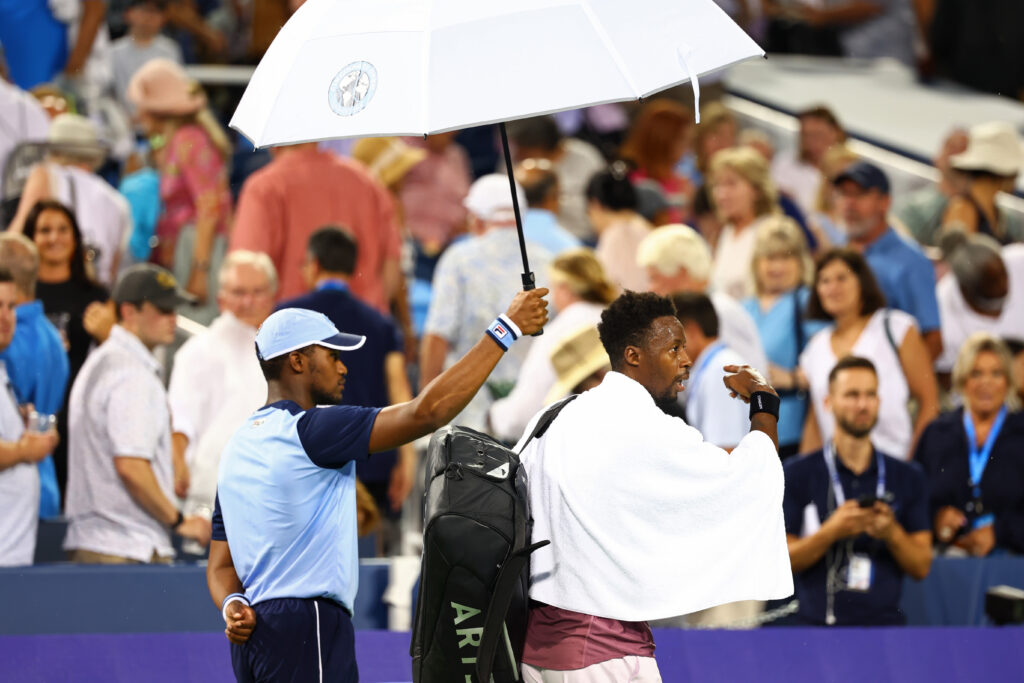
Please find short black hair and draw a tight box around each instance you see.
[806,248,887,320]
[598,290,676,371]
[508,116,562,152]
[127,0,169,10]
[307,225,358,275]
[828,355,877,386]
[586,166,637,212]
[258,344,313,381]
[520,167,558,206]
[670,291,719,338]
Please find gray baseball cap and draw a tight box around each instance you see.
[112,264,196,310]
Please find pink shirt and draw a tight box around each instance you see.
[156,125,231,243]
[398,138,471,251]
[523,603,655,671]
[230,147,401,311]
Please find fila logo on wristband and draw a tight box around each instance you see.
[486,315,521,352]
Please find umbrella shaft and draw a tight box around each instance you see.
[498,121,534,291]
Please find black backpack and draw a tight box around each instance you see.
[411,396,575,683]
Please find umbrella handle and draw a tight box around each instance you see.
[520,272,544,335]
[501,121,542,335]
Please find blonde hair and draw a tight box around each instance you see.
[816,145,859,213]
[952,332,1020,410]
[750,216,814,295]
[0,233,39,299]
[636,224,712,281]
[709,146,779,218]
[549,248,618,305]
[219,250,279,293]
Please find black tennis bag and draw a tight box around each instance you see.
[411,397,575,683]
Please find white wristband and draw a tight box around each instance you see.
[221,593,250,622]
[497,314,522,339]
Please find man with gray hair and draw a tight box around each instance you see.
[637,223,768,374]
[168,251,278,525]
[935,233,1024,377]
[0,233,68,518]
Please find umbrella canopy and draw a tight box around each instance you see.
[230,0,764,148]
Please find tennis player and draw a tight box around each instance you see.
[207,289,547,682]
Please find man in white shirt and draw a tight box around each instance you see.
[672,292,750,450]
[0,268,58,566]
[168,251,277,522]
[64,264,209,563]
[8,114,132,287]
[517,291,792,681]
[637,223,769,374]
[936,237,1024,377]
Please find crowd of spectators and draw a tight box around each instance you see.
[1,0,1023,631]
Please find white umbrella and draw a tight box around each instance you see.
[231,0,763,286]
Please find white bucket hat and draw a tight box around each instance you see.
[46,113,108,168]
[950,122,1024,177]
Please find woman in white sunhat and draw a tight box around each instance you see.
[941,121,1024,245]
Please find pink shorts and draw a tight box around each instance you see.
[522,656,662,682]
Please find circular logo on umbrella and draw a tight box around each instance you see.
[328,61,377,116]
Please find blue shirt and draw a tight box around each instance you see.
[277,283,402,483]
[0,0,67,89]
[524,209,582,256]
[782,449,930,625]
[0,301,69,517]
[863,228,940,333]
[213,400,381,611]
[742,288,826,448]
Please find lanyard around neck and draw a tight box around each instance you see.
[824,440,885,506]
[962,406,1007,493]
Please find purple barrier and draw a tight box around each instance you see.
[2,628,1022,682]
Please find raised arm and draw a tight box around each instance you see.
[368,288,548,452]
[722,364,780,451]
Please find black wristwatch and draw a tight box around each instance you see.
[172,510,185,531]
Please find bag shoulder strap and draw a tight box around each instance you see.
[517,394,577,455]
[475,395,575,682]
[883,309,899,359]
[793,288,806,354]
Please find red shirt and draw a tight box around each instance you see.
[522,603,655,671]
[230,147,401,311]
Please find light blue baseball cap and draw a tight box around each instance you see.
[255,308,366,361]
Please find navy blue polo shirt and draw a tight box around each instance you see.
[277,283,403,483]
[782,449,930,626]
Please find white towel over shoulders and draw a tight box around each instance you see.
[517,371,793,621]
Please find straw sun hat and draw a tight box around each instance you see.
[544,325,611,404]
[351,137,427,188]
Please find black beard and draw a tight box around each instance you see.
[310,387,342,406]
